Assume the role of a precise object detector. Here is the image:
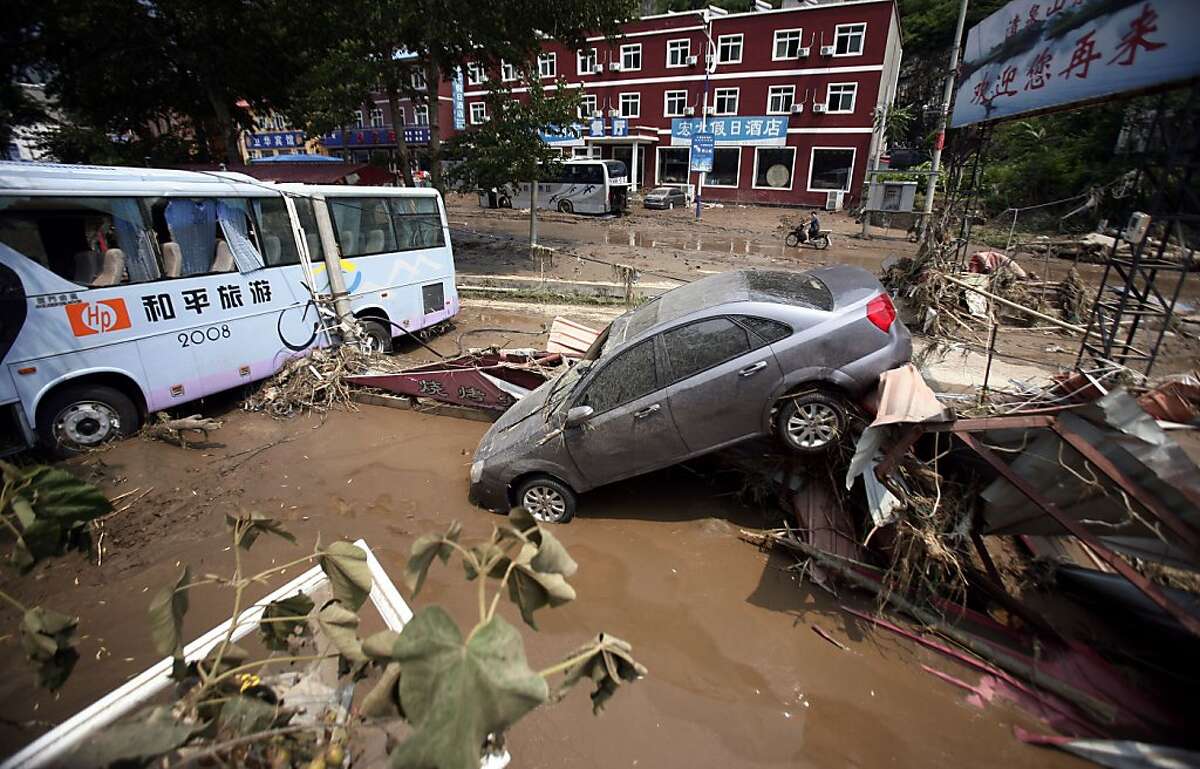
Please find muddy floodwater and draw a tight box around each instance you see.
[0,394,1084,767]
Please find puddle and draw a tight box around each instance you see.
[604,227,790,259]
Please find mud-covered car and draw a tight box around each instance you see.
[642,187,687,210]
[469,266,911,523]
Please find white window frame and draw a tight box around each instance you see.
[713,87,739,116]
[620,43,642,72]
[577,47,598,75]
[807,146,858,193]
[469,101,488,125]
[825,82,858,113]
[655,146,691,186]
[773,28,804,61]
[538,53,557,79]
[717,34,743,65]
[706,146,741,189]
[619,92,641,118]
[466,62,486,86]
[411,70,427,90]
[766,85,795,115]
[354,109,364,129]
[752,146,797,191]
[500,61,516,82]
[833,23,867,57]
[666,39,691,68]
[414,104,429,125]
[369,107,385,127]
[663,90,688,118]
[578,93,598,119]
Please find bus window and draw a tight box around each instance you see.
[152,198,266,277]
[0,196,161,286]
[389,197,444,250]
[252,197,301,266]
[329,198,396,257]
[291,198,324,262]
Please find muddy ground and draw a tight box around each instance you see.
[0,304,1088,768]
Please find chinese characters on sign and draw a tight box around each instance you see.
[248,131,305,150]
[690,132,715,172]
[322,127,431,148]
[671,116,788,147]
[136,281,273,324]
[952,0,1197,128]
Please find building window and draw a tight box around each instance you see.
[809,147,855,191]
[834,23,866,56]
[767,85,795,114]
[369,108,385,127]
[664,90,688,117]
[667,39,691,68]
[619,92,640,118]
[713,87,738,115]
[469,102,487,124]
[578,93,598,119]
[393,107,406,126]
[657,147,690,184]
[467,62,486,86]
[500,61,516,82]
[414,105,429,125]
[826,83,857,113]
[754,147,796,189]
[577,48,597,75]
[538,53,556,78]
[717,34,743,64]
[411,70,427,90]
[620,43,642,71]
[354,110,364,129]
[773,29,804,60]
[707,147,740,187]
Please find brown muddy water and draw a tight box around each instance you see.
[0,400,1084,768]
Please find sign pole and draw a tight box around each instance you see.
[696,10,714,221]
[922,0,969,232]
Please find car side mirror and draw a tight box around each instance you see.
[565,405,594,428]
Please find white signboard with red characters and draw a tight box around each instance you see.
[951,0,1199,128]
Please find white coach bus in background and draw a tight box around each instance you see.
[483,159,629,215]
[0,162,458,456]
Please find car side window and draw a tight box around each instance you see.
[577,339,658,415]
[663,317,751,382]
[733,315,792,347]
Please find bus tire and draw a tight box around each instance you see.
[359,319,393,354]
[498,195,512,208]
[38,384,140,458]
[557,200,573,214]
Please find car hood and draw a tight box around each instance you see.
[475,378,558,460]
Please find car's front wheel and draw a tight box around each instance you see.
[516,476,577,524]
[776,391,847,454]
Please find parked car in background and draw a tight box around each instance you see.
[469,266,912,523]
[642,186,688,210]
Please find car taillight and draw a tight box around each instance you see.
[866,293,896,332]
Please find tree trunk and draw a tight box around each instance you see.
[529,180,538,246]
[385,84,416,187]
[205,87,242,166]
[425,59,443,191]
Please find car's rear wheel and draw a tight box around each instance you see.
[776,392,847,454]
[516,476,576,524]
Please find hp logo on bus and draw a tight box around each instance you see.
[66,298,132,337]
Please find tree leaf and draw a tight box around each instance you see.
[19,606,79,691]
[148,566,190,657]
[21,466,112,523]
[361,661,403,719]
[317,600,366,663]
[11,496,35,528]
[389,607,548,769]
[529,526,577,578]
[81,705,196,766]
[258,592,314,651]
[363,629,402,661]
[462,542,509,581]
[555,633,647,715]
[404,521,462,596]
[506,543,576,630]
[220,695,284,736]
[320,541,372,611]
[226,512,296,550]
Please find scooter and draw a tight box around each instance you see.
[785,225,831,250]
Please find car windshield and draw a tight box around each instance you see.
[650,188,671,195]
[545,359,592,417]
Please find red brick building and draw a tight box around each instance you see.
[454,0,903,208]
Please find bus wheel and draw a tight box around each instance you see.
[38,384,139,457]
[557,200,574,214]
[359,319,393,354]
[498,196,512,208]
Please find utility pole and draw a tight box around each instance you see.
[922,0,970,230]
[310,195,359,343]
[695,9,714,221]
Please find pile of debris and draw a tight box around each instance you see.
[1014,232,1193,268]
[242,345,406,419]
[745,365,1200,762]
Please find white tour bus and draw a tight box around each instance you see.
[0,162,458,455]
[486,159,629,215]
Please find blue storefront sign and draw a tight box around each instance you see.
[670,116,787,146]
[589,118,606,137]
[248,131,306,150]
[452,68,466,130]
[690,132,714,172]
[539,123,585,147]
[322,126,432,148]
[611,118,628,137]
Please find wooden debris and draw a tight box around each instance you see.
[143,415,222,447]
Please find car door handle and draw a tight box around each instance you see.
[633,403,661,419]
[739,361,769,377]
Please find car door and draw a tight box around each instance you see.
[563,337,690,487]
[662,316,783,453]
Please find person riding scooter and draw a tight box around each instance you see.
[796,212,821,244]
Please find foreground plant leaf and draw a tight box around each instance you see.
[3,464,111,571]
[227,512,297,550]
[363,629,402,661]
[389,607,548,769]
[317,600,366,662]
[148,566,190,658]
[320,541,372,611]
[556,633,647,714]
[20,465,112,523]
[220,695,285,736]
[81,705,197,766]
[361,661,404,719]
[19,606,78,690]
[404,521,463,596]
[503,507,577,577]
[507,543,576,630]
[259,592,314,651]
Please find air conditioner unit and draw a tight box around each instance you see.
[593,64,604,73]
[812,103,827,113]
[820,45,835,56]
[684,106,696,116]
[610,62,623,72]
[608,108,620,117]
[591,110,604,118]
[825,190,845,211]
[703,105,716,115]
[790,103,804,114]
[797,46,811,58]
[686,55,698,66]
